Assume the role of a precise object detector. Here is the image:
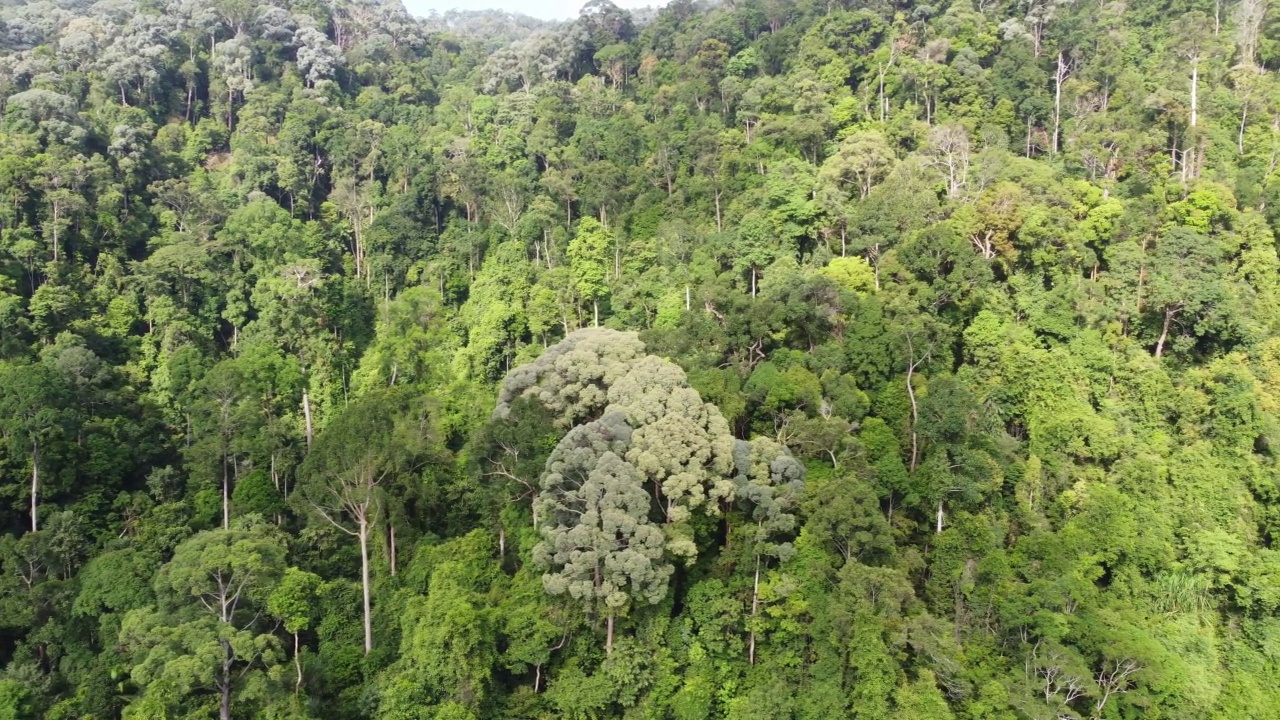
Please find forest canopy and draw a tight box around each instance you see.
[0,0,1277,718]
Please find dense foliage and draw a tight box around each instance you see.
[0,0,1279,717]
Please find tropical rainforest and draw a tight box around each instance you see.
[0,0,1278,717]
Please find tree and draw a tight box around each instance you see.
[472,396,561,541]
[294,26,342,88]
[121,524,287,720]
[297,391,431,654]
[494,327,647,428]
[893,670,955,720]
[533,412,670,654]
[820,130,897,201]
[568,218,613,326]
[268,568,321,696]
[0,362,67,532]
[1146,226,1228,357]
[926,123,971,198]
[732,437,804,664]
[1234,0,1266,68]
[803,470,894,567]
[186,360,249,531]
[378,532,500,715]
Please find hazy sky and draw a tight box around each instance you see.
[402,0,666,21]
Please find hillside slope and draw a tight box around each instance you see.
[0,0,1277,718]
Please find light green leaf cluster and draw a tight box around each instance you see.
[494,327,647,428]
[608,356,737,528]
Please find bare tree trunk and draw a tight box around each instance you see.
[936,499,944,533]
[30,439,39,533]
[1190,62,1199,129]
[389,524,397,576]
[1052,52,1069,153]
[906,355,921,472]
[359,518,373,654]
[302,391,314,452]
[51,203,60,262]
[606,612,615,655]
[878,62,887,122]
[222,447,230,530]
[748,555,761,665]
[1240,101,1250,153]
[1155,307,1175,358]
[220,642,233,720]
[294,632,303,696]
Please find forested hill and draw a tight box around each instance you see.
[1,0,1280,717]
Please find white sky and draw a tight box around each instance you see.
[403,0,666,21]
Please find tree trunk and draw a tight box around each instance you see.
[878,63,887,122]
[220,640,233,720]
[302,391,314,452]
[1052,52,1067,153]
[389,524,397,576]
[30,439,39,533]
[222,446,230,531]
[359,518,373,654]
[593,299,599,327]
[1155,306,1175,358]
[1239,101,1249,154]
[906,360,920,472]
[748,555,761,665]
[294,632,303,696]
[606,611,615,655]
[936,499,944,533]
[1190,61,1199,129]
[51,203,60,262]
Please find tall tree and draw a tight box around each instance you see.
[533,412,670,654]
[0,362,67,532]
[568,217,613,326]
[121,524,287,720]
[296,390,431,654]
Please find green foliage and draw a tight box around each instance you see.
[0,0,1275,717]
